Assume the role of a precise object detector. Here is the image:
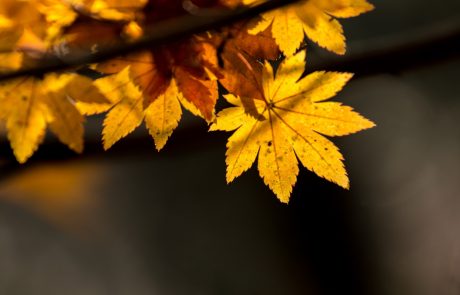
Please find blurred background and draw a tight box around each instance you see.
[1,0,460,294]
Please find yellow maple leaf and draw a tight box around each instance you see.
[0,73,100,163]
[245,0,374,55]
[90,66,197,151]
[144,81,184,151]
[210,50,375,202]
[95,66,145,150]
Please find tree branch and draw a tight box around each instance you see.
[0,0,300,82]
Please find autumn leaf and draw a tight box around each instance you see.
[90,35,220,150]
[245,0,374,55]
[87,66,190,151]
[144,79,184,151]
[0,72,102,163]
[226,24,280,61]
[210,50,375,202]
[97,37,219,120]
[220,47,265,117]
[216,23,279,117]
[99,67,145,150]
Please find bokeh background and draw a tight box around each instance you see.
[1,0,460,294]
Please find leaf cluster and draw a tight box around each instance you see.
[0,0,375,202]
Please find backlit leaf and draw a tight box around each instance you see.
[0,73,87,163]
[245,0,374,55]
[211,50,375,202]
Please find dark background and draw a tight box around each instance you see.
[1,1,460,294]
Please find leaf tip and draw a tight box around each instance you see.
[154,142,166,152]
[72,145,84,154]
[361,117,377,131]
[335,174,350,190]
[225,173,236,184]
[276,195,290,204]
[102,138,113,151]
[15,155,28,164]
[335,47,346,55]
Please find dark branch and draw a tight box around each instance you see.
[0,0,300,82]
